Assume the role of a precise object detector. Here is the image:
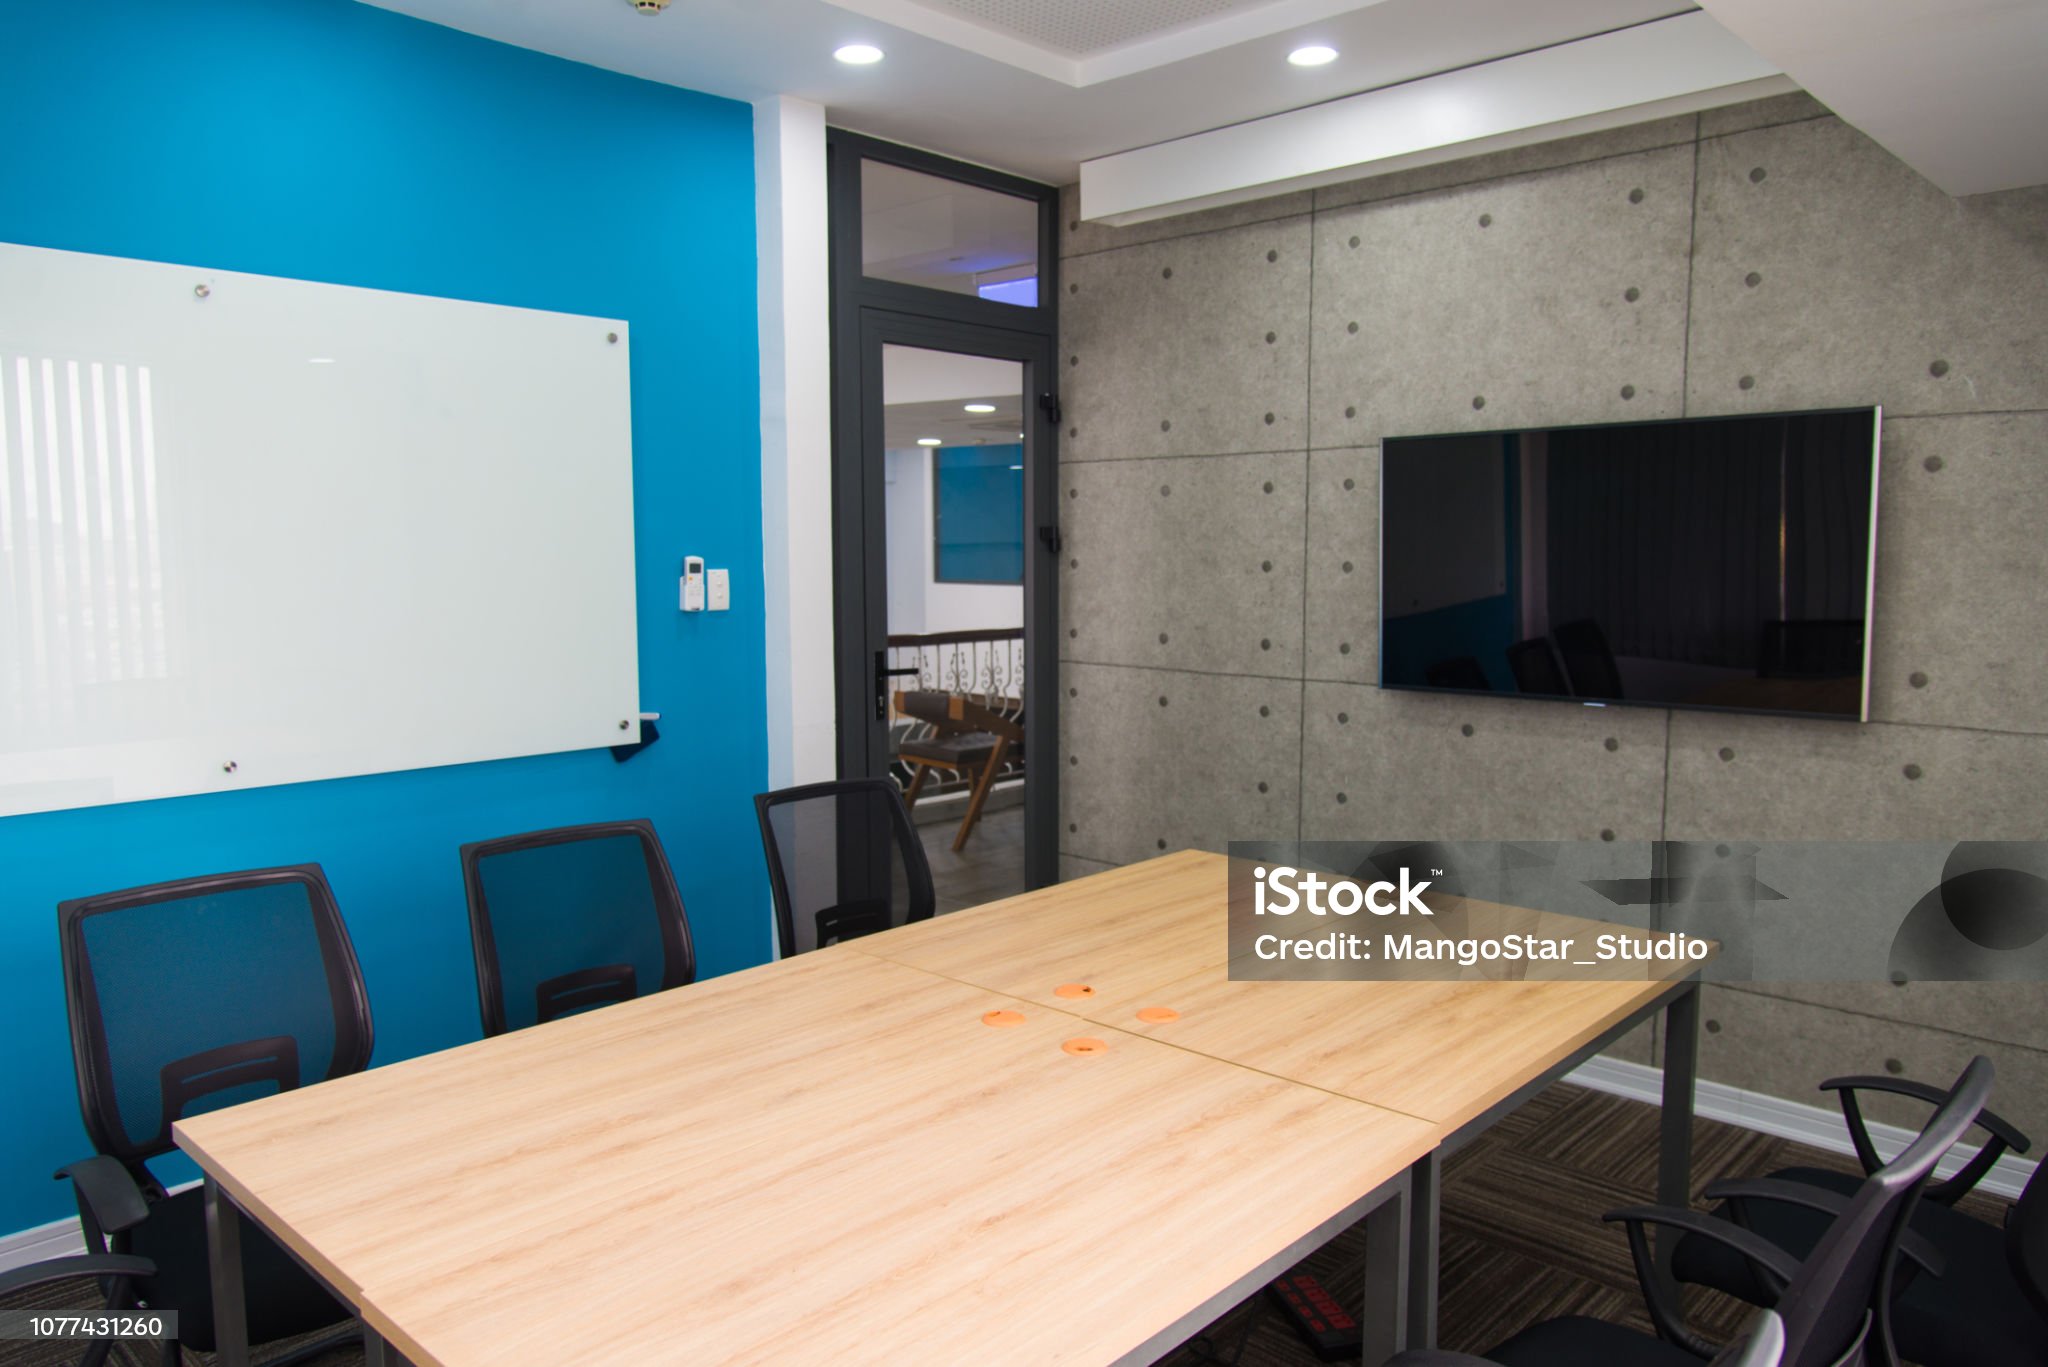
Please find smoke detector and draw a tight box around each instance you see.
[630,0,670,12]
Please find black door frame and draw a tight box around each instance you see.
[827,129,1061,891]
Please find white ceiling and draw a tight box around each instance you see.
[862,160,1039,292]
[1697,0,2048,196]
[883,346,1023,404]
[883,345,1024,449]
[884,396,1026,449]
[867,0,1261,58]
[819,0,1403,82]
[357,0,1695,183]
[1083,11,1786,222]
[359,0,2048,197]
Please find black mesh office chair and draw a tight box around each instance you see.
[1506,636,1570,696]
[1397,1309,1786,1367]
[1400,1311,1794,1367]
[1552,618,1625,699]
[1672,1067,2046,1367]
[56,865,373,1367]
[1392,1057,1995,1367]
[755,778,935,956]
[460,819,695,1037]
[1725,1311,1786,1367]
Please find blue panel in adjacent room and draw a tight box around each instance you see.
[933,444,1026,584]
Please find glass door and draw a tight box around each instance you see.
[827,128,1064,901]
[874,341,1030,910]
[828,131,1060,906]
[842,319,1053,911]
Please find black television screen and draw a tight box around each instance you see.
[1379,407,1880,720]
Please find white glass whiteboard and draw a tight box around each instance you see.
[0,242,640,817]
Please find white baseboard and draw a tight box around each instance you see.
[0,1178,197,1278]
[1568,1054,2039,1200]
[5,1070,2032,1275]
[0,1211,87,1274]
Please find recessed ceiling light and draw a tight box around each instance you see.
[835,43,884,65]
[963,403,996,413]
[1288,44,1338,67]
[916,437,943,446]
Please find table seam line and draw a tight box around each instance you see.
[843,943,1449,1128]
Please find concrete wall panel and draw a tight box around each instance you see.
[1302,446,1379,684]
[1061,662,1301,866]
[1688,118,2048,418]
[1062,217,1311,461]
[1299,683,1668,843]
[1867,414,2048,735]
[1310,144,1694,448]
[1061,451,1306,676]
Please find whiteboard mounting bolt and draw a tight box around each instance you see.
[607,332,619,344]
[619,719,630,730]
[194,283,211,299]
[222,760,238,774]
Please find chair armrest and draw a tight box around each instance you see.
[53,1156,151,1247]
[1702,1178,1946,1277]
[1819,1076,2032,1151]
[1605,1203,1803,1356]
[0,1253,155,1298]
[1819,1074,2028,1204]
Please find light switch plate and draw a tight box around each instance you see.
[706,568,730,612]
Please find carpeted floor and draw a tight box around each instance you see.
[0,1083,2011,1366]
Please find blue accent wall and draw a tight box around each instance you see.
[0,0,766,1235]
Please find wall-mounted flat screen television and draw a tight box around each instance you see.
[1379,407,1881,721]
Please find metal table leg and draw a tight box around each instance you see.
[203,1178,251,1367]
[1358,1179,1410,1364]
[1655,981,1702,1293]
[1404,1150,1441,1352]
[364,1322,416,1367]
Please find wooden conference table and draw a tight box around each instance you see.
[175,851,1703,1366]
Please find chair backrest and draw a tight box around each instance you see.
[1551,618,1625,699]
[755,778,935,957]
[461,819,694,1037]
[1775,1056,1995,1367]
[1711,1309,1785,1367]
[1507,637,1570,695]
[2008,1157,2048,1320]
[59,865,374,1169]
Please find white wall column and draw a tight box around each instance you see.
[755,95,836,788]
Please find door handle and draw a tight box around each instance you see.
[876,653,922,721]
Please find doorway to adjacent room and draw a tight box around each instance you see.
[828,132,1060,908]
